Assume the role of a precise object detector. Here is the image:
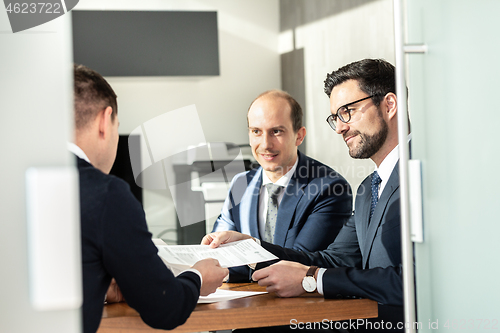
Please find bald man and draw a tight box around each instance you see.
[212,90,352,281]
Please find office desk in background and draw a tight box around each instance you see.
[97,283,378,332]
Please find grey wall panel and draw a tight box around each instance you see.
[280,0,379,32]
[281,48,306,154]
[72,10,219,76]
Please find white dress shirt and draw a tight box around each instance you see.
[67,142,91,164]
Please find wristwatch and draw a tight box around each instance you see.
[302,266,318,292]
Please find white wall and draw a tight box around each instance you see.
[281,0,395,195]
[74,0,281,240]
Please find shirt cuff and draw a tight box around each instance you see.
[182,268,203,287]
[316,268,326,295]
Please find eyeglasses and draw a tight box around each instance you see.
[326,95,377,131]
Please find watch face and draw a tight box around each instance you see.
[302,276,316,292]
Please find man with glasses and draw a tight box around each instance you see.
[203,59,407,332]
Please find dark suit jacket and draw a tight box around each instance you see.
[213,151,352,281]
[260,162,403,331]
[77,157,200,333]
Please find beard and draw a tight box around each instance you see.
[345,111,389,159]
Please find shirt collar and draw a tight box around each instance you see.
[261,154,299,188]
[376,133,412,183]
[67,142,91,164]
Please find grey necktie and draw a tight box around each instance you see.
[262,184,284,243]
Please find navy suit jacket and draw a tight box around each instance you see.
[261,162,404,330]
[213,151,352,281]
[77,157,201,333]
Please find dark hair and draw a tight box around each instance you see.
[248,89,303,132]
[73,64,117,130]
[324,59,395,107]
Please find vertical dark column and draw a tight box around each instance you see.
[281,48,306,154]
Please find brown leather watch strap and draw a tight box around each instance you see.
[306,265,318,277]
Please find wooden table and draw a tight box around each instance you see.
[98,283,378,332]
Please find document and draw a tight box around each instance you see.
[198,288,267,304]
[156,239,278,275]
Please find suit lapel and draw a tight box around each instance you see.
[238,168,262,238]
[362,162,400,268]
[355,177,372,253]
[273,152,307,246]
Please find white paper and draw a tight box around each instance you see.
[156,239,278,268]
[198,288,267,303]
[152,238,167,245]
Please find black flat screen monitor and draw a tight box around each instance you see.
[110,134,143,206]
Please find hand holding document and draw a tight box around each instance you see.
[153,239,274,302]
[156,239,278,275]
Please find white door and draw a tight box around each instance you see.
[0,9,82,333]
[401,0,500,330]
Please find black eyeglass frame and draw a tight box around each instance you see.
[325,94,379,130]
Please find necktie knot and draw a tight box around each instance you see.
[371,171,382,189]
[265,183,283,201]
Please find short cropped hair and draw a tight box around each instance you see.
[248,90,303,133]
[324,59,395,107]
[73,64,117,130]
